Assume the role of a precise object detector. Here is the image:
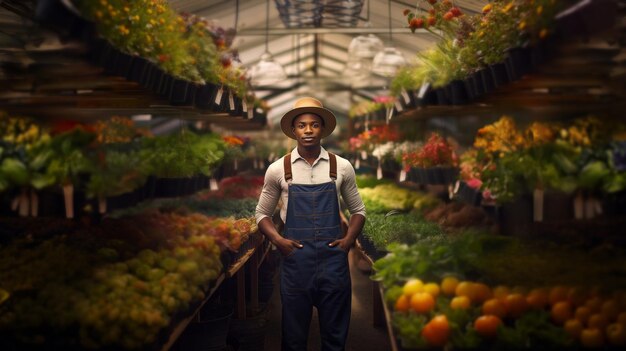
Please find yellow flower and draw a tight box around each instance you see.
[536,6,543,15]
[482,4,492,14]
[123,6,130,12]
[518,21,527,30]
[503,2,514,13]
[539,29,548,39]
[95,10,103,19]
[159,18,165,25]
[118,25,130,35]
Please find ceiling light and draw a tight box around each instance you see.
[249,52,287,86]
[348,34,384,59]
[372,47,406,77]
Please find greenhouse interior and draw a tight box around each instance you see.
[0,0,625,350]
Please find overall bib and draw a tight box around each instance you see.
[280,153,351,351]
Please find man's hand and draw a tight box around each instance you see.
[275,237,303,257]
[328,237,355,253]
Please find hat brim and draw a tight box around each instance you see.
[280,106,337,140]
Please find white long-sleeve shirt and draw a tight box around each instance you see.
[255,146,366,225]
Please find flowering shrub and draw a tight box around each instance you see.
[349,125,401,153]
[394,0,568,91]
[403,133,458,168]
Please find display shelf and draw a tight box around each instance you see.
[379,282,400,351]
[161,273,226,351]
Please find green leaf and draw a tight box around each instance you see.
[31,173,56,190]
[1,158,28,186]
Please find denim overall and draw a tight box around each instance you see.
[280,153,351,351]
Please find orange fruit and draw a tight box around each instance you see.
[575,306,593,325]
[423,283,441,298]
[456,281,475,300]
[549,286,570,305]
[422,315,450,347]
[567,287,589,306]
[395,294,410,312]
[473,283,493,303]
[504,294,528,318]
[601,300,619,321]
[441,276,459,296]
[588,313,609,330]
[482,299,506,319]
[527,288,549,310]
[410,292,435,314]
[585,297,603,313]
[551,301,573,325]
[606,323,626,346]
[580,328,604,348]
[492,285,510,302]
[450,296,471,310]
[403,278,424,297]
[564,319,583,339]
[474,315,502,338]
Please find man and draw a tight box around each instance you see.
[255,97,366,351]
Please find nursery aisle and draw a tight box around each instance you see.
[265,249,390,351]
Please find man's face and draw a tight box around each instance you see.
[292,113,324,147]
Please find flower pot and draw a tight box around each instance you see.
[212,88,230,112]
[498,195,533,236]
[154,177,184,198]
[542,191,575,222]
[447,80,469,105]
[126,57,149,83]
[489,63,510,88]
[158,74,174,97]
[434,88,450,105]
[148,67,165,92]
[195,83,219,109]
[88,38,111,66]
[169,79,197,106]
[505,47,532,81]
[472,70,486,97]
[106,191,136,212]
[457,182,482,206]
[463,76,476,101]
[479,67,495,93]
[113,52,135,78]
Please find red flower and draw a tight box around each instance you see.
[450,7,462,17]
[409,18,424,31]
[403,9,411,16]
[429,9,436,15]
[443,11,454,21]
[427,16,436,26]
[158,54,169,62]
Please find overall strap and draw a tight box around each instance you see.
[284,153,292,182]
[283,152,337,181]
[329,152,337,180]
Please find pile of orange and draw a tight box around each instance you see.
[393,277,626,347]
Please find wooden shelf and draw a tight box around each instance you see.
[161,273,226,351]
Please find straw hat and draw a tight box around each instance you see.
[280,97,337,140]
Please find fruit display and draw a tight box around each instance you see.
[372,228,626,349]
[0,174,263,350]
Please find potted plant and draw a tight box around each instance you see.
[404,133,459,185]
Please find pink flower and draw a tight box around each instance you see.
[466,178,483,189]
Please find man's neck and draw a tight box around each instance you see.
[297,145,322,165]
